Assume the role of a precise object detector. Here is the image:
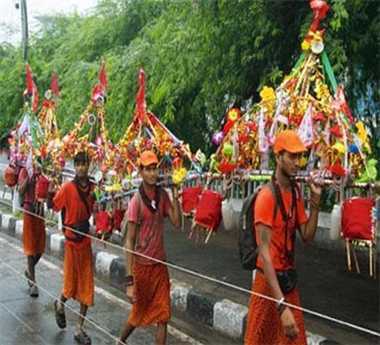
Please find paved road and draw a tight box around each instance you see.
[0,232,202,345]
[0,154,379,344]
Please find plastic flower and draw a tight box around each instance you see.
[301,39,311,51]
[356,121,369,146]
[260,86,276,103]
[227,108,240,122]
[172,167,187,185]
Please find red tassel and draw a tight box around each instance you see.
[25,64,34,95]
[32,80,39,113]
[309,0,329,32]
[98,61,108,90]
[91,84,105,103]
[135,68,146,120]
[50,72,60,96]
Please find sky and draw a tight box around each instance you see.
[0,0,98,44]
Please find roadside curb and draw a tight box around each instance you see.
[0,212,337,344]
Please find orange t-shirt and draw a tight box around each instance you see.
[254,184,308,271]
[53,181,95,247]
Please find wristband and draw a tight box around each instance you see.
[276,297,285,312]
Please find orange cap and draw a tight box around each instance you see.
[273,130,306,154]
[139,150,159,166]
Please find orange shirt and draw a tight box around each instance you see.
[254,184,308,271]
[53,181,95,246]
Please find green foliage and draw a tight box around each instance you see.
[0,0,378,154]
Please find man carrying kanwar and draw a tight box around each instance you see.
[48,151,95,345]
[118,150,181,345]
[245,130,323,345]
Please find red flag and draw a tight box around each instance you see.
[50,72,60,96]
[98,61,108,90]
[25,64,39,112]
[310,0,329,32]
[91,84,105,103]
[32,80,39,113]
[135,68,146,120]
[25,64,34,95]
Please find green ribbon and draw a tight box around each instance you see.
[321,51,338,93]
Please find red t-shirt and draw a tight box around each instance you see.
[254,184,308,271]
[53,181,95,247]
[127,188,171,265]
[113,209,124,230]
[95,211,112,233]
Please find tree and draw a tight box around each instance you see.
[0,0,378,153]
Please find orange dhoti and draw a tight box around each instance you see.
[128,262,171,327]
[245,271,307,345]
[23,212,46,256]
[62,240,94,306]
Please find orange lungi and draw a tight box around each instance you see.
[245,271,307,345]
[62,240,94,306]
[23,212,46,256]
[128,262,171,327]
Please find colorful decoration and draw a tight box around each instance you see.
[118,68,198,182]
[211,0,373,181]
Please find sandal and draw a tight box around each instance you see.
[54,300,66,329]
[74,329,92,345]
[25,270,33,288]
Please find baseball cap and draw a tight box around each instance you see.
[139,150,159,167]
[273,130,306,154]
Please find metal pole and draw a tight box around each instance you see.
[20,0,29,61]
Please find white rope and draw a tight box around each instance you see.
[0,257,126,345]
[1,199,380,338]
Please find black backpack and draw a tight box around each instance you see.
[238,180,297,271]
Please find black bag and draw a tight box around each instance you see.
[277,269,298,294]
[238,179,298,272]
[238,183,278,270]
[238,188,262,270]
[64,220,90,242]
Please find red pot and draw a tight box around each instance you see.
[35,175,50,199]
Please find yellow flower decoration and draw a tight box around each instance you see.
[356,121,368,145]
[299,156,308,168]
[260,86,276,103]
[301,40,311,51]
[332,141,346,155]
[315,79,331,101]
[227,108,240,122]
[172,167,187,185]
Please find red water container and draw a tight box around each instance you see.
[341,197,375,241]
[182,186,203,215]
[35,175,50,200]
[194,190,223,232]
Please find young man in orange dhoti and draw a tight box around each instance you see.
[48,152,95,345]
[18,163,46,297]
[245,130,323,345]
[118,150,181,345]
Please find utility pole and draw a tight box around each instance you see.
[15,0,29,61]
